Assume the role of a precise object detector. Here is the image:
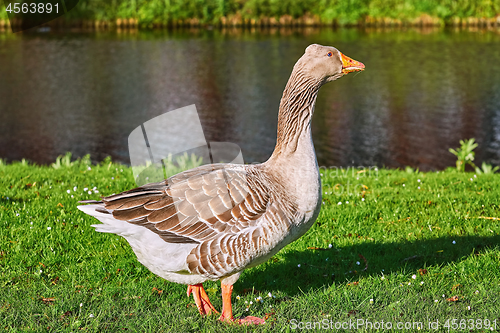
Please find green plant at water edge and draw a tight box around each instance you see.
[51,152,74,169]
[449,138,478,172]
[79,154,92,167]
[163,152,204,178]
[475,161,499,175]
[405,166,419,174]
[132,153,204,183]
[449,138,498,174]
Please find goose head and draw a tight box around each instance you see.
[296,44,365,83]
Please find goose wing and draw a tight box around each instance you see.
[99,164,270,246]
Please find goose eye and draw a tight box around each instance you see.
[327,52,333,57]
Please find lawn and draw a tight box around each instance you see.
[1,157,499,332]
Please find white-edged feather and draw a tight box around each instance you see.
[77,204,204,284]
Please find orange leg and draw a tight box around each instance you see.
[219,283,234,322]
[187,284,219,315]
[219,283,265,325]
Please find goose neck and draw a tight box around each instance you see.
[270,71,322,159]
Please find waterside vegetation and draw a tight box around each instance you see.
[0,0,500,30]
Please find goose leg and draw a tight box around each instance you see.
[187,284,219,315]
[219,283,265,325]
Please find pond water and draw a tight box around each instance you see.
[1,27,500,170]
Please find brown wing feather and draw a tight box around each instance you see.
[99,165,270,248]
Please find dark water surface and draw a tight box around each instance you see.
[1,28,500,170]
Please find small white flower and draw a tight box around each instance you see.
[268,292,273,298]
[369,299,374,304]
[256,296,262,302]
[475,290,479,294]
[236,295,240,300]
[434,300,438,303]
[346,201,349,204]
[89,314,94,318]
[467,306,471,310]
[412,274,416,279]
[417,179,421,182]
[87,167,91,170]
[112,177,114,180]
[88,191,92,195]
[30,222,33,225]
[80,303,83,307]
[403,184,405,187]
[326,258,329,261]
[94,190,99,193]
[442,294,445,298]
[337,202,342,205]
[297,264,301,268]
[39,270,42,273]
[356,261,360,265]
[73,186,77,191]
[418,186,420,189]
[420,281,424,285]
[328,244,332,248]
[249,301,253,305]
[381,276,385,280]
[84,187,88,191]
[16,213,19,216]
[408,282,411,285]
[474,174,477,178]
[452,240,456,244]
[361,198,365,201]
[67,190,71,194]
[71,195,74,198]
[47,227,51,230]
[245,301,248,304]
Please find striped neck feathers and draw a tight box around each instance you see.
[272,69,323,156]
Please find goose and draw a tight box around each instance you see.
[78,44,364,324]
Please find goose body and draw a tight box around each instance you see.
[78,44,364,323]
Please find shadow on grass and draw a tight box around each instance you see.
[237,235,500,296]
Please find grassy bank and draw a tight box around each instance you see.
[1,0,499,29]
[1,158,500,332]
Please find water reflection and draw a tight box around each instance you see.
[0,27,499,170]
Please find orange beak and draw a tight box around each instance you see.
[340,53,365,74]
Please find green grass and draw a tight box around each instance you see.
[1,157,500,332]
